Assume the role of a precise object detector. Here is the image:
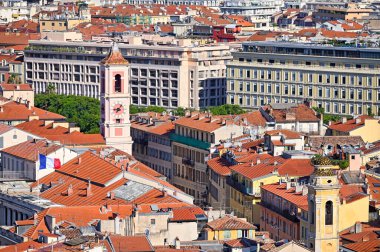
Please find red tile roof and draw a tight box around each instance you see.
[277,159,314,177]
[261,183,309,211]
[170,206,205,222]
[1,139,61,161]
[329,115,376,132]
[30,150,182,206]
[0,99,65,122]
[230,155,284,180]
[0,241,42,252]
[262,104,319,122]
[131,120,174,136]
[224,238,257,248]
[101,44,129,65]
[266,129,302,139]
[241,138,264,150]
[0,32,40,46]
[207,157,232,176]
[205,215,256,231]
[0,84,33,91]
[174,114,224,133]
[366,175,380,206]
[16,120,105,146]
[107,235,154,252]
[342,239,380,252]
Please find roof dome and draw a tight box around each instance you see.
[101,42,129,65]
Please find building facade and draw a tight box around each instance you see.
[227,42,380,116]
[24,37,232,109]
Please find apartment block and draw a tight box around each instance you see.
[227,41,380,116]
[24,36,232,109]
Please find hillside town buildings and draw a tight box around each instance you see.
[0,0,379,251]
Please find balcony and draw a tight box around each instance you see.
[182,158,195,167]
[170,133,210,150]
[261,201,299,223]
[227,177,254,196]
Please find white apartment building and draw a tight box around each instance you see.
[24,36,232,109]
[227,41,380,116]
[1,139,77,181]
[220,0,283,29]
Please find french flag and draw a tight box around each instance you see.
[39,154,61,170]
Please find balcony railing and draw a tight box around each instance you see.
[170,133,210,150]
[227,177,254,196]
[260,201,299,223]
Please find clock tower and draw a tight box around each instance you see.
[100,42,133,154]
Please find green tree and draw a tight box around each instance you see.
[46,83,56,94]
[173,107,185,116]
[35,94,100,133]
[208,104,245,115]
[7,73,21,84]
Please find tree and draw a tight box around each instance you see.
[208,104,245,115]
[173,107,185,116]
[7,73,21,84]
[46,83,56,94]
[35,93,100,133]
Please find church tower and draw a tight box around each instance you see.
[307,157,341,252]
[100,43,133,154]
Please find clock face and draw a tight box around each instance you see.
[112,103,124,116]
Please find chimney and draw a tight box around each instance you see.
[109,191,115,200]
[355,222,362,234]
[16,85,20,90]
[286,181,292,190]
[77,157,81,164]
[341,117,347,124]
[174,238,180,250]
[355,118,361,124]
[256,158,261,164]
[162,190,167,197]
[26,100,32,110]
[67,184,73,196]
[33,213,38,226]
[86,179,92,197]
[0,106,3,113]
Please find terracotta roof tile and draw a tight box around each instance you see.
[261,183,309,211]
[16,120,105,146]
[342,239,380,252]
[101,44,129,65]
[329,115,376,132]
[0,84,33,91]
[205,215,256,231]
[2,139,61,161]
[108,235,154,252]
[0,241,43,252]
[0,100,65,122]
[207,157,232,176]
[263,104,319,122]
[170,206,205,222]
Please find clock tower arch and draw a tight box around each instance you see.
[100,42,133,154]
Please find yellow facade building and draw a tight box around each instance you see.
[328,115,380,143]
[201,215,256,241]
[303,161,369,251]
[228,153,314,225]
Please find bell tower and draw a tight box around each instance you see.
[307,157,340,252]
[100,42,133,154]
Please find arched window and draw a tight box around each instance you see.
[115,74,121,93]
[325,201,333,225]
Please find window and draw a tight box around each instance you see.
[224,230,231,239]
[114,74,122,93]
[150,219,156,225]
[325,201,333,225]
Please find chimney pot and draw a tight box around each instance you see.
[77,157,81,164]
